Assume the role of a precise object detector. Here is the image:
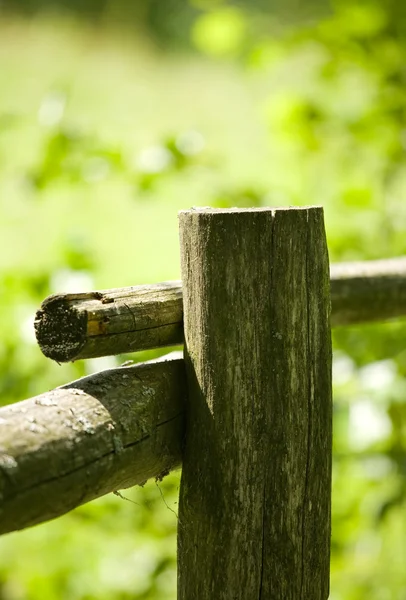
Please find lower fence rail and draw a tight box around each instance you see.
[0,355,185,535]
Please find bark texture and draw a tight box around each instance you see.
[0,355,185,535]
[178,207,332,600]
[34,258,406,362]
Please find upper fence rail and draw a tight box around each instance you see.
[34,257,406,363]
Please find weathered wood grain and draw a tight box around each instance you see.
[34,258,406,362]
[0,354,185,535]
[178,207,332,600]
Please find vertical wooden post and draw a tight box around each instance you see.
[178,207,332,600]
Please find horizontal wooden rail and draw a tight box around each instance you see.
[330,257,406,327]
[35,282,183,363]
[0,354,185,535]
[34,257,406,363]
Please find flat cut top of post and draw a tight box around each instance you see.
[180,205,321,215]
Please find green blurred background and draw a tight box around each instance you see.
[0,1,406,598]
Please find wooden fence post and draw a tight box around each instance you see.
[178,207,332,599]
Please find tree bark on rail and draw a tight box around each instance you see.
[34,258,406,362]
[0,355,185,535]
[178,207,332,599]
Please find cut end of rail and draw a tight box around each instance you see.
[35,296,87,362]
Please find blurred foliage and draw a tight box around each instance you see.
[0,1,406,599]
[1,0,328,47]
[29,90,204,193]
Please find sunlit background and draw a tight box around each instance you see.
[1,1,406,598]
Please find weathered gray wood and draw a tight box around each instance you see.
[34,282,183,362]
[34,258,406,362]
[0,354,185,535]
[330,257,406,326]
[178,207,332,599]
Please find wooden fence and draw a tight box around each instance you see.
[1,206,406,598]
